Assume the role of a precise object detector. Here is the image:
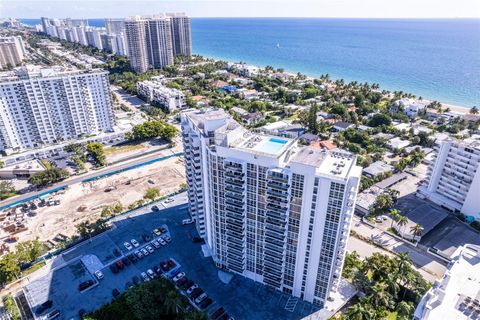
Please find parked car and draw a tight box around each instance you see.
[374,216,383,223]
[153,265,163,275]
[131,239,140,247]
[151,205,160,211]
[35,300,53,315]
[112,289,120,298]
[186,284,198,295]
[122,257,131,266]
[125,281,133,289]
[189,288,204,300]
[159,238,166,246]
[127,254,138,263]
[218,313,231,320]
[151,240,160,248]
[132,276,140,285]
[94,270,104,280]
[109,264,119,274]
[47,310,60,319]
[172,272,186,282]
[199,297,213,310]
[194,293,208,304]
[153,228,162,236]
[115,260,125,270]
[210,307,226,320]
[163,235,171,243]
[182,218,194,225]
[78,280,94,291]
[142,234,151,242]
[164,197,174,204]
[113,248,121,257]
[141,272,150,282]
[147,269,156,279]
[124,242,133,250]
[141,248,149,256]
[146,245,154,253]
[178,279,193,290]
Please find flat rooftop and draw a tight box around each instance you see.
[414,244,480,320]
[291,147,356,179]
[235,135,292,157]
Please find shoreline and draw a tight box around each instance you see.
[197,53,475,112]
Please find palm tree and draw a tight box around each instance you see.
[371,282,393,308]
[410,224,423,239]
[164,290,183,315]
[396,252,413,287]
[346,303,373,320]
[389,209,401,228]
[397,301,414,319]
[470,106,479,115]
[396,215,408,237]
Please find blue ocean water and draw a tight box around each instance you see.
[21,18,480,107]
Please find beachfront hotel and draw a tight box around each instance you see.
[0,65,114,154]
[124,13,191,73]
[181,108,361,306]
[419,139,480,219]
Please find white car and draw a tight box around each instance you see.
[182,218,194,225]
[147,269,155,279]
[172,272,186,282]
[94,270,104,280]
[141,272,150,282]
[135,250,143,259]
[374,216,383,223]
[186,284,198,295]
[124,242,133,250]
[159,238,166,246]
[194,293,208,304]
[131,239,139,247]
[151,240,160,248]
[164,197,174,204]
[141,248,149,256]
[146,245,154,253]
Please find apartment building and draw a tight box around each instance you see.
[105,18,125,34]
[181,109,361,307]
[0,36,26,69]
[414,244,480,320]
[168,13,192,56]
[0,65,115,154]
[125,13,191,73]
[137,78,185,111]
[420,139,480,219]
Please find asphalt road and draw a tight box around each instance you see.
[0,149,181,210]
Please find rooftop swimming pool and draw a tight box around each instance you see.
[254,137,288,155]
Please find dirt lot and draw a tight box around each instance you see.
[3,156,185,249]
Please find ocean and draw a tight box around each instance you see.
[21,18,480,107]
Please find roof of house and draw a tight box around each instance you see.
[209,80,229,88]
[299,133,319,142]
[310,140,337,150]
[334,121,354,129]
[363,161,393,177]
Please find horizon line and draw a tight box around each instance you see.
[14,16,480,20]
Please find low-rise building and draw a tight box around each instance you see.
[363,161,393,178]
[414,244,480,320]
[137,80,185,112]
[391,98,427,118]
[0,159,46,179]
[387,137,412,150]
[333,121,355,132]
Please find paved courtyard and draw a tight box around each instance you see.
[23,193,319,320]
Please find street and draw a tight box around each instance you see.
[0,148,182,210]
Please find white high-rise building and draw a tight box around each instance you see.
[0,65,115,154]
[420,139,480,219]
[181,109,361,307]
[167,13,192,57]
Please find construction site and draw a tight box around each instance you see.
[0,155,185,253]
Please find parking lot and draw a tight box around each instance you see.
[23,193,318,320]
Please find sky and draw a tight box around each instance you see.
[1,0,480,19]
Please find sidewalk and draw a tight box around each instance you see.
[350,216,447,281]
